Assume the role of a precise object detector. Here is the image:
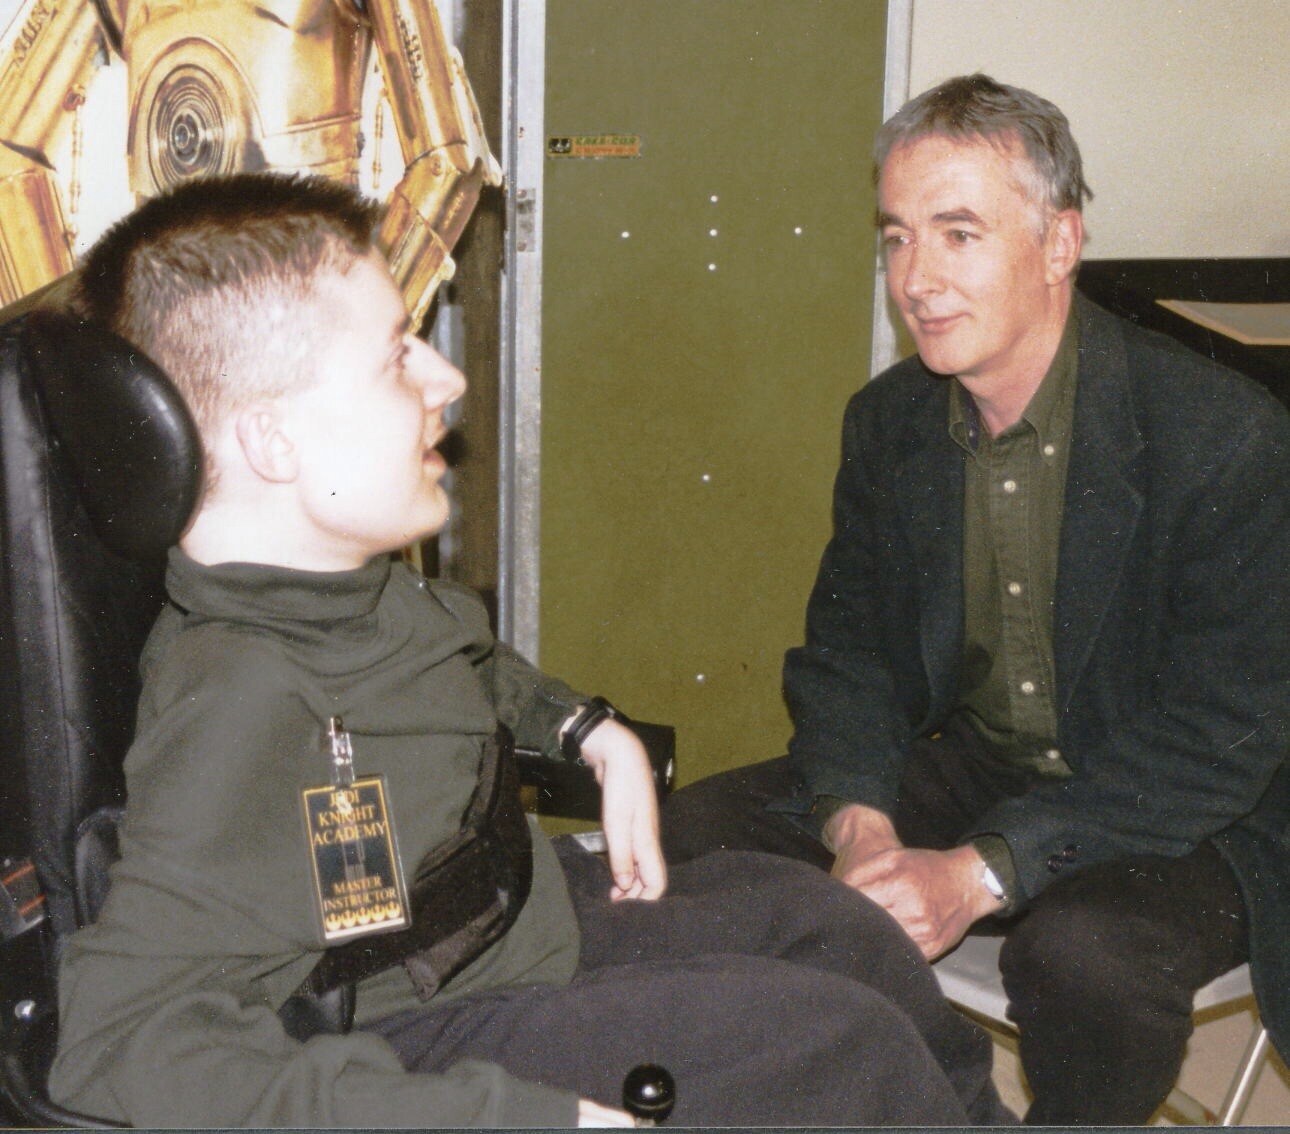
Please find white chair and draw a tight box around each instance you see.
[933,934,1271,1125]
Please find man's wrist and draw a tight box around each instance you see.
[814,796,853,852]
[966,834,1016,912]
[822,801,899,857]
[939,843,1007,922]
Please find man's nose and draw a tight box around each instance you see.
[413,339,467,406]
[900,243,941,302]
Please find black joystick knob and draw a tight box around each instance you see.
[622,1064,675,1125]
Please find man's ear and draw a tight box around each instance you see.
[1044,209,1084,285]
[234,400,297,484]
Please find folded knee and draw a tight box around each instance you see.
[999,903,1194,1026]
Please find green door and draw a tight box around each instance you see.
[540,1,888,789]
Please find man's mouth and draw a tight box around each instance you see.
[913,312,964,335]
[423,430,448,470]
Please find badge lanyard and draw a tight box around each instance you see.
[301,716,410,943]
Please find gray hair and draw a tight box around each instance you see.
[875,73,1093,215]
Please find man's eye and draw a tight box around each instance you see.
[882,232,909,249]
[949,230,977,245]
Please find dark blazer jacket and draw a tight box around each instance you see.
[777,296,1289,1054]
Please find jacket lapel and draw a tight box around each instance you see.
[893,384,964,725]
[1054,299,1145,711]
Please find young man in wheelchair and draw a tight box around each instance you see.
[47,173,1012,1127]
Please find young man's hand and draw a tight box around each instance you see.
[578,1098,636,1126]
[577,718,668,901]
[826,803,1001,959]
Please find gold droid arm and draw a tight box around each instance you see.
[0,0,105,305]
[362,0,503,326]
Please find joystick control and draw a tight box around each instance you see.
[622,1064,675,1125]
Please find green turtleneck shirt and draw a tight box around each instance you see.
[51,551,585,1127]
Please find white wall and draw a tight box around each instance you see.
[905,0,1290,259]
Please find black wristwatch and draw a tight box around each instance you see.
[560,696,622,761]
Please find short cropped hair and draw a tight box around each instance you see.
[875,73,1093,217]
[77,173,384,447]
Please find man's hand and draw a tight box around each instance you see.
[576,717,667,901]
[824,802,903,864]
[841,844,1001,959]
[825,805,1002,959]
[578,1098,636,1127]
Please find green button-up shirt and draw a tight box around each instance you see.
[947,309,1079,904]
[951,312,1079,777]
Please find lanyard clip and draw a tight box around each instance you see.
[328,716,356,787]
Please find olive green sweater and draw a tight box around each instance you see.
[50,552,585,1127]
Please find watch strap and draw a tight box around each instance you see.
[560,696,621,761]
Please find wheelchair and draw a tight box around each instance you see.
[0,305,674,1126]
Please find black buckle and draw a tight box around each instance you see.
[1,858,47,940]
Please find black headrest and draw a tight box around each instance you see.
[19,309,202,561]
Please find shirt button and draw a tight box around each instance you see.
[1047,854,1064,873]
[1044,747,1062,761]
[1020,680,1036,695]
[1043,443,1056,457]
[1003,479,1018,494]
[1007,581,1023,596]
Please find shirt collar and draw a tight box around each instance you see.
[949,306,1080,454]
[165,547,391,626]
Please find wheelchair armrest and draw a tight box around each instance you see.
[0,920,122,1129]
[515,719,676,821]
[0,1014,124,1129]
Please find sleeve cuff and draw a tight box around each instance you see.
[768,794,855,847]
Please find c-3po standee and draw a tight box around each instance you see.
[0,0,501,326]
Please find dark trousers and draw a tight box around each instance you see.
[660,734,1250,1126]
[368,840,1014,1126]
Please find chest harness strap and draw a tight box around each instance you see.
[295,724,533,1002]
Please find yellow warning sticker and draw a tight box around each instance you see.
[547,134,642,159]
